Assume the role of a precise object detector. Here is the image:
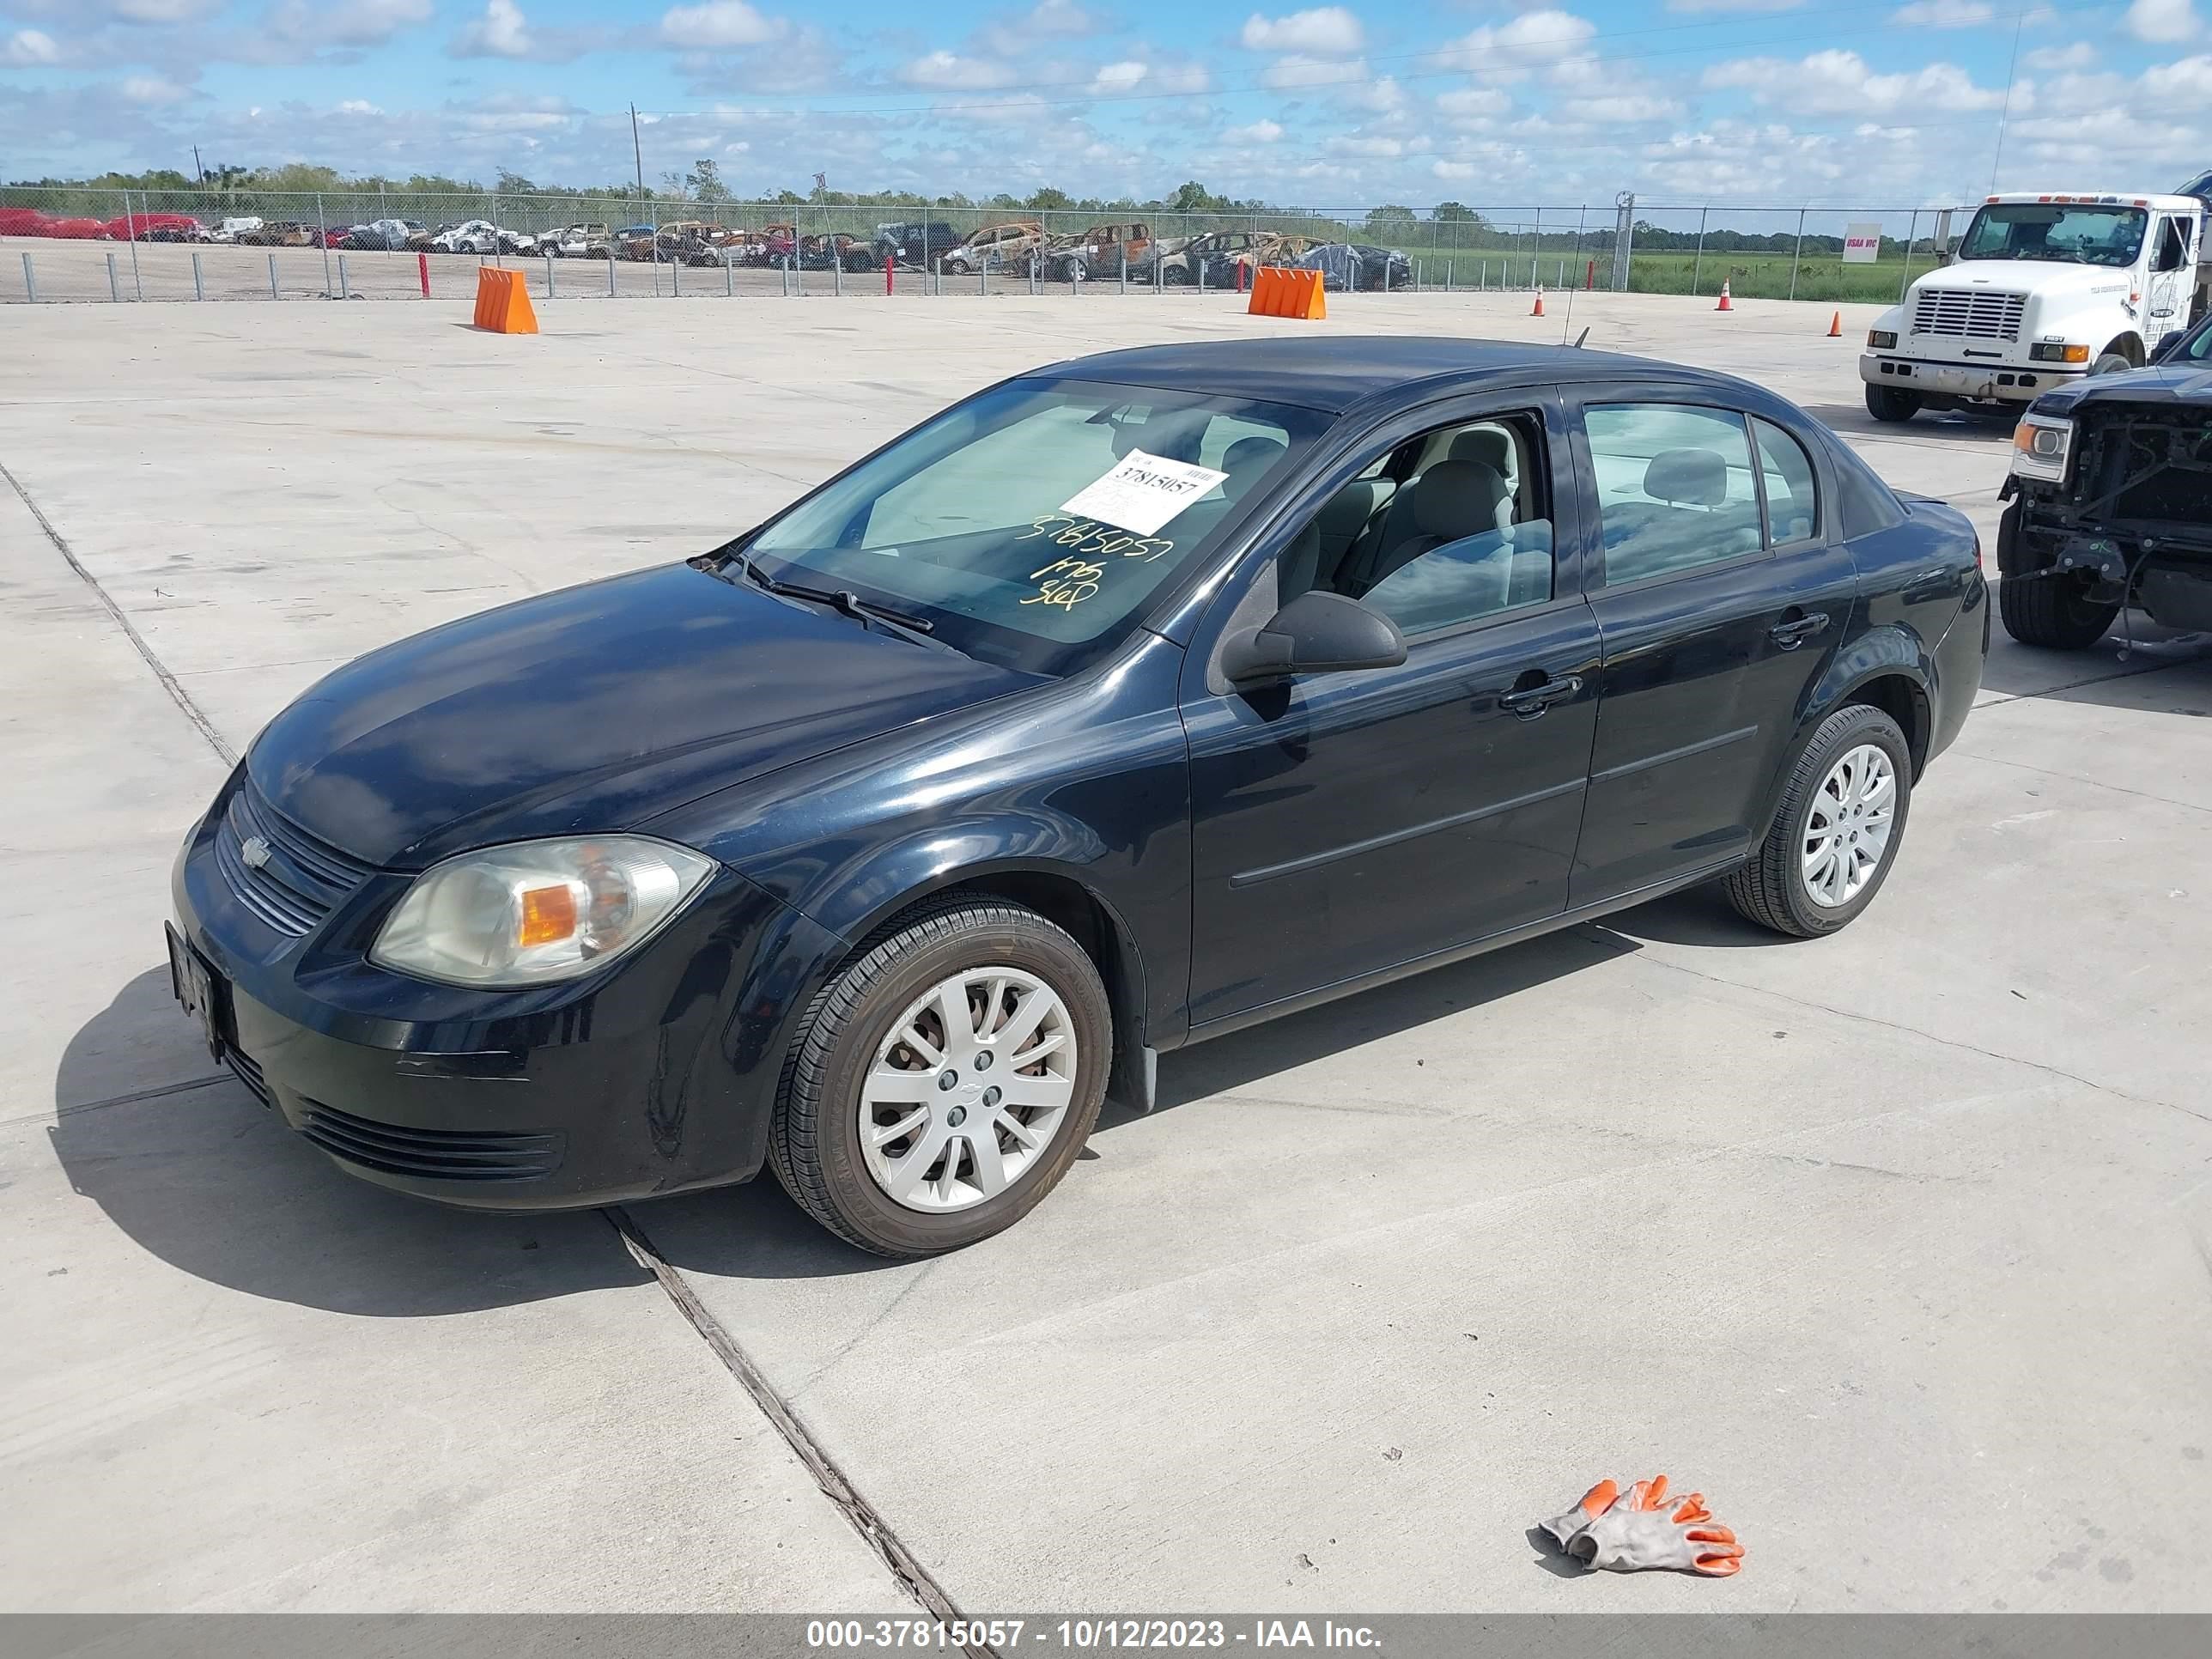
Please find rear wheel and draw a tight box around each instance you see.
[769,895,1110,1257]
[1863,382,1922,423]
[1724,704,1913,938]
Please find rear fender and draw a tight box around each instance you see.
[1753,626,1936,837]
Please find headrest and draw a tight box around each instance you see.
[1449,428,1513,473]
[1413,459,1510,538]
[1220,435,1288,496]
[1644,448,1728,507]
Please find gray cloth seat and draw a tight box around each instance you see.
[1355,459,1514,593]
[1600,447,1764,582]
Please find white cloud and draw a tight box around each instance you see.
[1091,59,1147,90]
[112,0,216,21]
[1893,0,1994,24]
[1226,118,1285,143]
[1705,49,2007,115]
[453,0,531,58]
[337,98,383,115]
[2142,52,2212,102]
[2126,0,2201,41]
[1449,9,1597,69]
[1664,0,1802,9]
[3,27,61,64]
[1328,133,1403,157]
[266,0,432,51]
[1018,0,1100,35]
[1260,52,1367,89]
[1240,8,1364,56]
[1432,160,1480,180]
[2025,41,2098,70]
[659,2,781,48]
[897,50,1021,88]
[120,73,191,104]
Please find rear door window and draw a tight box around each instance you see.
[1585,404,1765,585]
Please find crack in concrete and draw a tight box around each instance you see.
[1948,747,2212,820]
[606,1206,995,1656]
[3,1074,229,1131]
[0,455,236,766]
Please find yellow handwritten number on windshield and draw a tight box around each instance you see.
[1024,556,1104,610]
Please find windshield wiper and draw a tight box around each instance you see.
[721,550,943,647]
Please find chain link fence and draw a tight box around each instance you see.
[0,185,1971,307]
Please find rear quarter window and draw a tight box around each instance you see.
[1823,432,1908,538]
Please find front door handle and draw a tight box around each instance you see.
[1498,672,1583,717]
[1770,610,1831,649]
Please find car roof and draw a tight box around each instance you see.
[1044,335,1739,414]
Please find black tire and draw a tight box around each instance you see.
[2091,351,2136,376]
[1162,263,1193,286]
[1999,568,2121,649]
[769,894,1111,1258]
[1724,703,1914,939]
[1863,382,1922,423]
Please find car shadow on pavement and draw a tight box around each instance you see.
[58,924,1657,1301]
[1978,623,2211,702]
[47,965,864,1316]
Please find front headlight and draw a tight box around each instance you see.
[1868,329,1898,349]
[2030,342,2092,364]
[371,836,716,988]
[2010,414,2075,483]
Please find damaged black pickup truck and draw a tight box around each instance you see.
[1998,314,2212,648]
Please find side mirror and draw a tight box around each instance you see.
[1219,590,1407,685]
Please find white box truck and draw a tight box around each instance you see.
[1859,191,2207,423]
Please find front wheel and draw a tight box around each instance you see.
[2091,351,2137,376]
[1863,382,1922,423]
[1999,569,2121,649]
[769,895,1111,1257]
[1724,704,1914,938]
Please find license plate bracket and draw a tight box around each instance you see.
[166,924,229,1060]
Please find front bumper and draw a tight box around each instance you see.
[170,777,846,1211]
[1860,349,2084,404]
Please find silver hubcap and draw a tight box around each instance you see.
[1802,744,1897,908]
[860,967,1077,1213]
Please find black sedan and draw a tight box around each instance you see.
[170,337,1986,1256]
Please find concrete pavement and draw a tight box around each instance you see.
[1,291,2206,1617]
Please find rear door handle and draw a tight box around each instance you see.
[1770,611,1830,648]
[1498,672,1583,716]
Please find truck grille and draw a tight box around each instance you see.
[213,785,375,939]
[1911,287,2027,342]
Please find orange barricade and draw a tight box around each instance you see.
[1246,265,1327,320]
[471,266,539,334]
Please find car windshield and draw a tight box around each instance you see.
[744,377,1329,675]
[1958,204,2147,268]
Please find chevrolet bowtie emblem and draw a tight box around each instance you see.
[239,836,273,870]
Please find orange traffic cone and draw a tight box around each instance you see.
[1531,285,1545,318]
[1715,280,1733,313]
[1827,310,1842,337]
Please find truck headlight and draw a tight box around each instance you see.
[2030,343,2092,364]
[371,836,716,988]
[1867,330,1898,349]
[2010,415,2075,483]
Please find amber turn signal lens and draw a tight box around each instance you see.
[517,883,579,946]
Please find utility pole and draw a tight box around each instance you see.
[630,104,646,201]
[1988,5,2027,194]
[191,145,204,185]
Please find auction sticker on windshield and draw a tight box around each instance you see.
[1060,450,1230,536]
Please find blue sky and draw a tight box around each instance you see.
[3,2,2209,207]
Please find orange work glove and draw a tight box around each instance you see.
[1566,1485,1742,1577]
[1537,1479,1620,1551]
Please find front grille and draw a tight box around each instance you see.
[213,785,375,939]
[1911,286,2027,342]
[298,1103,564,1182]
[225,1048,274,1109]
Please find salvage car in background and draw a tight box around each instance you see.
[939,222,1046,275]
[1299,241,1413,291]
[1044,222,1153,282]
[1997,308,2212,647]
[873,221,962,270]
[169,337,1984,1258]
[541,223,612,258]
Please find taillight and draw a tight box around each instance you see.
[1972,535,1984,571]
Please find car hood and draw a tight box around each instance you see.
[2032,361,2212,414]
[246,563,1035,869]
